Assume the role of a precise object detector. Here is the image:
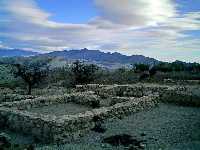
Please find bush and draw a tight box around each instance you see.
[0,65,25,88]
[71,61,99,85]
[94,68,138,84]
[133,64,149,72]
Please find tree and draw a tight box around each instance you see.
[171,61,185,71]
[11,60,49,94]
[71,61,99,84]
[187,63,200,73]
[149,66,157,77]
[155,62,173,72]
[133,64,149,73]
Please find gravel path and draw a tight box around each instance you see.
[74,103,200,150]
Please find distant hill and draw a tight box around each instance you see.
[0,48,160,69]
[44,48,159,68]
[0,49,38,57]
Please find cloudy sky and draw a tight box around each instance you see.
[0,0,200,62]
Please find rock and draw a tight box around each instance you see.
[91,124,106,133]
[139,143,145,149]
[140,133,146,136]
[102,134,144,148]
[91,116,106,133]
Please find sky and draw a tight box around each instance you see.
[0,0,200,62]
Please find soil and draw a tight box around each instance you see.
[28,102,92,116]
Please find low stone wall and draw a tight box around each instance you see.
[95,84,168,98]
[0,107,62,142]
[69,91,100,107]
[109,97,137,106]
[0,91,100,110]
[75,84,106,92]
[76,84,200,107]
[7,84,195,109]
[159,86,200,107]
[0,95,159,143]
[1,83,199,144]
[0,93,35,103]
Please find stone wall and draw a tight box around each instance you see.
[77,84,168,98]
[0,83,199,143]
[0,93,35,103]
[0,91,100,110]
[0,95,159,143]
[76,84,200,107]
[75,84,107,92]
[159,86,200,107]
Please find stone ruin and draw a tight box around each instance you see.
[0,84,199,143]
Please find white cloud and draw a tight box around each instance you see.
[0,0,200,62]
[94,0,177,26]
[161,12,200,32]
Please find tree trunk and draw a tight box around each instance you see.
[27,83,32,95]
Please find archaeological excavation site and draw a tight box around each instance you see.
[1,0,200,149]
[0,83,200,149]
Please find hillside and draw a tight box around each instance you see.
[44,48,159,68]
[0,49,38,57]
[0,48,159,69]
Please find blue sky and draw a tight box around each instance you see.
[36,0,97,23]
[0,0,200,62]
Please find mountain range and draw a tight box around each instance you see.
[0,48,159,69]
[0,49,38,57]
